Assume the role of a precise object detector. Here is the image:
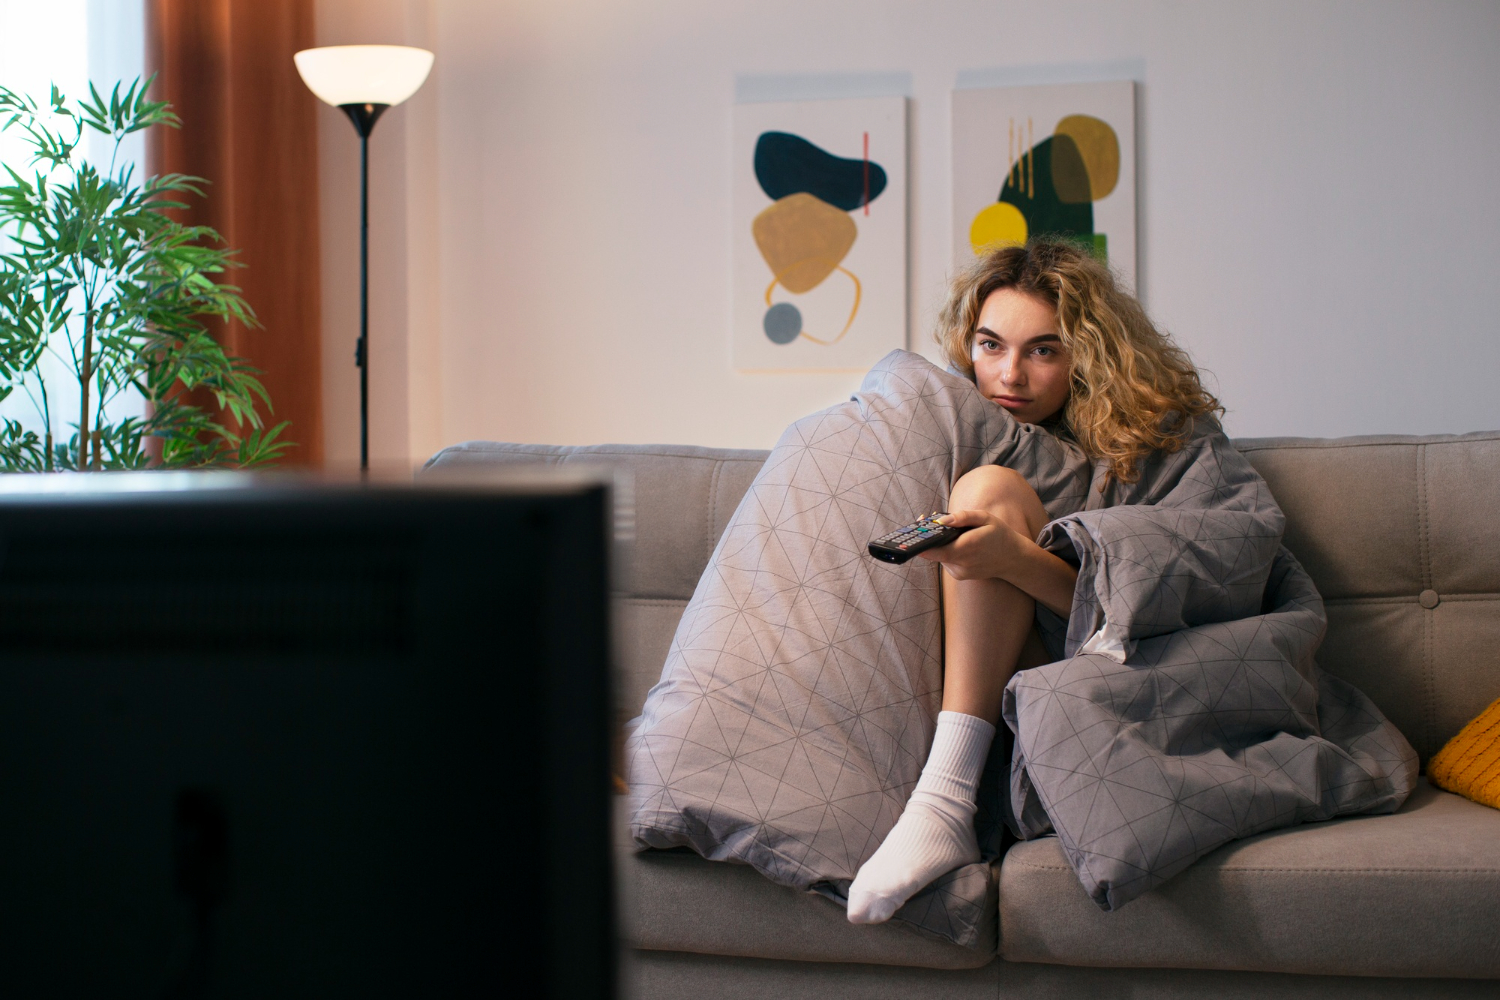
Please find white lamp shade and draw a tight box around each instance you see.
[294,45,434,108]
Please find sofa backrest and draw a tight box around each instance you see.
[424,434,1500,766]
[422,442,766,741]
[1236,432,1500,764]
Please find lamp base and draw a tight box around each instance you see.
[340,102,390,138]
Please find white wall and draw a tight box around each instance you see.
[316,0,1500,467]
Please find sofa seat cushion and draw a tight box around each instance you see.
[620,846,996,969]
[998,779,1500,978]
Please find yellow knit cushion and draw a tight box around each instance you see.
[1428,696,1500,809]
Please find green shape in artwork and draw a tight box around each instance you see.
[1050,231,1108,262]
[998,134,1093,242]
[1058,232,1108,261]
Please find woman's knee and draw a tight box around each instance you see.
[950,465,1047,535]
[951,465,1032,507]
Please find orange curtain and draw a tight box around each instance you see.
[146,0,323,467]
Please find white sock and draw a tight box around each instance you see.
[847,711,995,925]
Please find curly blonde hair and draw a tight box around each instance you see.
[936,238,1222,485]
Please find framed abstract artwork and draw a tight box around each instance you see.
[952,81,1136,290]
[732,97,907,371]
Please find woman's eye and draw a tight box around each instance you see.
[1033,346,1054,357]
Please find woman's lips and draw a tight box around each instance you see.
[993,395,1030,410]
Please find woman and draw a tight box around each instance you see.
[847,237,1222,923]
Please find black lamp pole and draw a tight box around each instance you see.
[340,102,389,473]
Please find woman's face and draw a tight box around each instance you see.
[971,287,1072,425]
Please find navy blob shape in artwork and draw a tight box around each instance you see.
[754,132,887,212]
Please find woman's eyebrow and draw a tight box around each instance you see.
[976,327,1063,347]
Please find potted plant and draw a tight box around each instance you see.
[0,77,289,471]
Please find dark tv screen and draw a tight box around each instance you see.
[0,471,614,999]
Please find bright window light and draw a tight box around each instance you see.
[0,0,147,440]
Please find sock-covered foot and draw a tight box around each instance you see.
[847,711,995,925]
[845,789,980,923]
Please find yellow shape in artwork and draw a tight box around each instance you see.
[969,201,1027,255]
[752,192,857,295]
[1053,114,1119,201]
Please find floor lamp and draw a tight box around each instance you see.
[294,45,434,471]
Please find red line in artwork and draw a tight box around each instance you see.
[863,131,870,216]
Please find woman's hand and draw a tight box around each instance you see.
[918,508,1079,617]
[916,509,1027,581]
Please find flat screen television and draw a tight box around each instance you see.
[0,469,615,999]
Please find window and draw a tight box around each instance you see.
[0,0,147,447]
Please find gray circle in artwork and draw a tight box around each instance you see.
[763,303,802,344]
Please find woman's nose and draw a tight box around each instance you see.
[1001,359,1025,386]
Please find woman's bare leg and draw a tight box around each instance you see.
[848,465,1051,924]
[939,465,1050,723]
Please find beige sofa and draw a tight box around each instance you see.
[425,432,1500,999]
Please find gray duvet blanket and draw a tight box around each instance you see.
[627,349,1417,945]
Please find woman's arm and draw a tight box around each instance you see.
[918,509,1077,617]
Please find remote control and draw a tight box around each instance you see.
[867,513,972,564]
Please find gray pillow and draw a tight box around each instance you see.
[626,349,1091,946]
